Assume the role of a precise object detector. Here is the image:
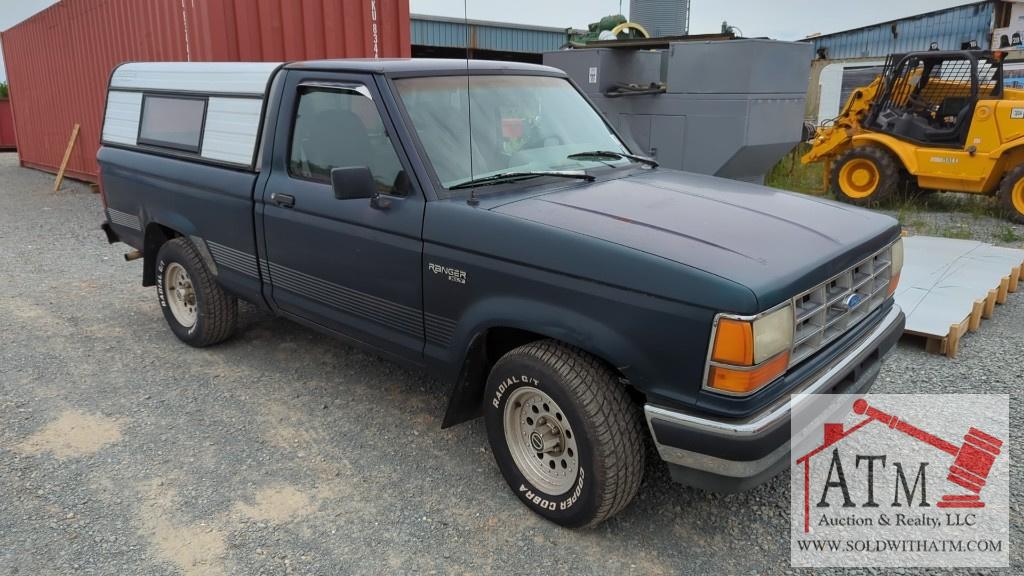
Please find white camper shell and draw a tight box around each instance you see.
[102,62,282,167]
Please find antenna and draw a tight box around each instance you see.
[465,0,479,206]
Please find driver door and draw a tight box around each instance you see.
[260,71,425,358]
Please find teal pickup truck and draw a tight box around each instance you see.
[99,59,905,527]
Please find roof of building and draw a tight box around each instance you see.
[410,13,583,54]
[805,1,996,59]
[412,13,582,35]
[287,58,564,75]
[811,1,992,40]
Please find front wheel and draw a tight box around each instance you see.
[830,146,899,205]
[997,164,1024,224]
[484,341,645,527]
[155,238,238,347]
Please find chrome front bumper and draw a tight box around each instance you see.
[643,304,905,491]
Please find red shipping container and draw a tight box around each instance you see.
[0,99,16,150]
[0,0,411,182]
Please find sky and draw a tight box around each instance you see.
[0,0,59,82]
[0,0,978,82]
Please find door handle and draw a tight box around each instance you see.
[270,192,295,208]
[370,194,393,210]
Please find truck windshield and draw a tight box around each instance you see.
[393,75,632,195]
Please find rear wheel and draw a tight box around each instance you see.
[155,238,238,347]
[484,341,645,527]
[831,146,899,205]
[997,164,1024,224]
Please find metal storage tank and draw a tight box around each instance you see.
[0,0,411,182]
[629,0,690,37]
[545,39,812,183]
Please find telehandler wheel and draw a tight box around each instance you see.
[997,164,1024,224]
[155,238,238,347]
[483,340,645,528]
[830,146,899,206]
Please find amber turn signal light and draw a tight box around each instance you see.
[707,352,789,394]
[711,318,754,365]
[888,272,901,296]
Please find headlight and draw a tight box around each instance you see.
[888,238,904,296]
[753,305,794,363]
[706,305,794,395]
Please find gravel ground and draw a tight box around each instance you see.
[0,152,1020,575]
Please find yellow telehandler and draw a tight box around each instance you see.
[803,49,1024,223]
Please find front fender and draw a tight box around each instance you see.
[438,296,652,429]
[454,295,651,381]
[438,290,710,428]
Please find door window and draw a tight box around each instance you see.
[289,85,406,195]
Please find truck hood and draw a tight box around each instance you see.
[491,169,900,308]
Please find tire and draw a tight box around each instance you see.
[155,238,238,347]
[830,146,899,206]
[899,171,935,198]
[483,340,645,527]
[997,164,1024,224]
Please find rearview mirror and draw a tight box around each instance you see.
[331,166,376,200]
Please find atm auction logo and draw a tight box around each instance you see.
[790,394,1009,568]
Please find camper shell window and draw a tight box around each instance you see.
[137,94,208,153]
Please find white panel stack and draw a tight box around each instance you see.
[895,236,1024,357]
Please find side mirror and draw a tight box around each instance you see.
[331,166,377,200]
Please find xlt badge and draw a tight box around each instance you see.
[428,262,467,285]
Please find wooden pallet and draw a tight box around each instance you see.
[910,264,1022,358]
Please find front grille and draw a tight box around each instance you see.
[790,243,894,366]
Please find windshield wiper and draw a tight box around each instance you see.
[567,150,659,168]
[448,170,595,190]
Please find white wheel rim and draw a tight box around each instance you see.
[502,387,580,495]
[165,262,197,328]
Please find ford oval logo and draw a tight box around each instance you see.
[842,294,864,310]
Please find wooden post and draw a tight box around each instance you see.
[54,123,80,192]
[946,323,960,358]
[968,300,984,332]
[996,276,1010,304]
[983,290,997,318]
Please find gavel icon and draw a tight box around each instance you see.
[852,399,1003,508]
